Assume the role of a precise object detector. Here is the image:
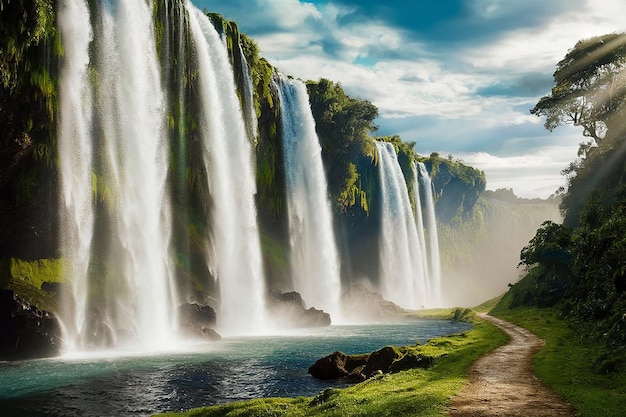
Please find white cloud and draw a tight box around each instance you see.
[198,0,626,197]
[456,145,580,198]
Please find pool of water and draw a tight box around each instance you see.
[0,320,471,416]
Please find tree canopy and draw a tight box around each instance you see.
[530,33,626,145]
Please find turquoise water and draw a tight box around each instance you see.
[0,320,471,416]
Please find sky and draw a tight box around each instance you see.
[194,0,626,198]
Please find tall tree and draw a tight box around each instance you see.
[531,33,626,146]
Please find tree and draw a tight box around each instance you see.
[530,33,626,145]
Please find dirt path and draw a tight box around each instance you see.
[448,314,575,417]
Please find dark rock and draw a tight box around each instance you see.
[0,289,61,360]
[179,303,217,328]
[362,346,403,377]
[344,364,367,383]
[308,351,369,380]
[268,290,331,328]
[389,352,435,373]
[178,303,220,341]
[40,281,63,294]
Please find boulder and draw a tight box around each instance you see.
[178,303,221,341]
[362,346,403,377]
[268,291,331,328]
[0,289,61,360]
[308,351,369,380]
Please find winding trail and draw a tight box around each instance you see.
[448,314,574,417]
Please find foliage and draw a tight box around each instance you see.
[520,32,626,369]
[530,33,626,144]
[490,303,626,417]
[424,154,486,223]
[306,78,378,212]
[156,316,508,417]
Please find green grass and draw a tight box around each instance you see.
[491,293,626,417]
[155,315,508,417]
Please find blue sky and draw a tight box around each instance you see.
[194,0,626,198]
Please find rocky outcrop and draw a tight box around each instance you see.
[178,302,221,341]
[309,345,435,383]
[268,291,331,328]
[340,284,408,322]
[307,351,369,380]
[0,289,61,360]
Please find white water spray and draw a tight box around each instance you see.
[186,2,267,335]
[58,0,178,351]
[239,43,259,143]
[57,0,94,351]
[417,162,442,305]
[376,142,427,309]
[276,75,342,320]
[412,163,430,284]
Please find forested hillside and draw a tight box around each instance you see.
[506,32,626,372]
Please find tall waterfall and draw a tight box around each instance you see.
[186,3,267,334]
[417,162,442,305]
[412,164,429,283]
[239,43,259,143]
[376,142,427,309]
[58,0,178,350]
[276,75,342,319]
[57,0,94,351]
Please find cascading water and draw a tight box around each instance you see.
[57,0,94,351]
[376,142,427,309]
[186,2,267,334]
[58,0,178,351]
[239,43,259,143]
[276,75,342,320]
[412,163,430,283]
[417,162,442,305]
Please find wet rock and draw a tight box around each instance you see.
[268,291,331,328]
[178,303,221,341]
[308,351,369,380]
[0,289,61,360]
[362,346,403,377]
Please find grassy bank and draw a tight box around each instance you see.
[156,313,508,417]
[490,293,626,417]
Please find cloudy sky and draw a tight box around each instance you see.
[195,0,626,198]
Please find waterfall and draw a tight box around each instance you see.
[417,162,442,305]
[276,75,342,320]
[186,2,267,334]
[239,43,259,143]
[58,0,178,351]
[57,0,94,351]
[376,142,427,309]
[412,163,430,284]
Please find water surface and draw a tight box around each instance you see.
[0,320,471,416]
